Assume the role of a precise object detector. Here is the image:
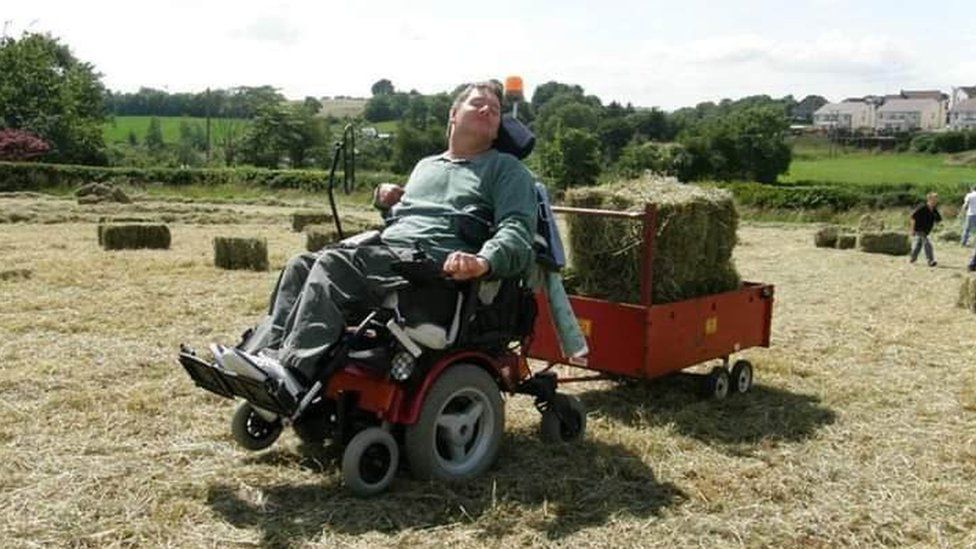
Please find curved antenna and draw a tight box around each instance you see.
[325,123,357,240]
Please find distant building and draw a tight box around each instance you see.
[951,86,976,111]
[949,99,976,130]
[876,98,945,131]
[813,101,876,131]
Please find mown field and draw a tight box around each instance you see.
[2,192,976,547]
[103,116,251,145]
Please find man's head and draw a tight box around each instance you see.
[927,192,939,207]
[447,81,503,148]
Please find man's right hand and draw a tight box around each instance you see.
[374,183,404,210]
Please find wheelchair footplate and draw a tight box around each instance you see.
[177,346,296,416]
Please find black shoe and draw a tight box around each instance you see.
[929,261,937,267]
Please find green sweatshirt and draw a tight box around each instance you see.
[381,149,537,278]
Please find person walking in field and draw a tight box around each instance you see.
[961,185,976,246]
[909,192,942,267]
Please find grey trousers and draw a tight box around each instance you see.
[249,245,413,380]
[910,232,935,264]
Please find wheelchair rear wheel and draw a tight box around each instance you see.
[405,364,504,481]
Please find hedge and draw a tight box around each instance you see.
[722,180,970,211]
[0,161,395,192]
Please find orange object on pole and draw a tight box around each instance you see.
[504,76,524,100]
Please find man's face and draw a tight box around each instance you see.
[449,88,501,144]
[928,195,938,208]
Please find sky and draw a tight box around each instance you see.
[4,0,976,110]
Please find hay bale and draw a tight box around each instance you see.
[858,214,885,233]
[213,237,268,271]
[959,275,976,313]
[835,234,857,249]
[564,177,740,304]
[938,229,961,242]
[305,224,341,252]
[292,211,334,232]
[100,224,171,250]
[858,231,910,256]
[0,268,32,282]
[814,226,840,248]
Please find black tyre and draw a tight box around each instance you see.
[231,402,283,451]
[702,367,730,400]
[405,364,504,482]
[540,393,587,443]
[341,427,399,496]
[730,360,754,395]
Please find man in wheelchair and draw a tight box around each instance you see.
[209,80,539,402]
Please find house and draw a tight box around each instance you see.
[876,98,945,131]
[949,99,976,130]
[951,86,976,111]
[813,101,876,131]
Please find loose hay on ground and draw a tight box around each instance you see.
[859,231,911,255]
[213,236,269,271]
[565,177,739,304]
[99,223,171,250]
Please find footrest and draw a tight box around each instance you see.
[177,351,296,416]
[179,351,235,399]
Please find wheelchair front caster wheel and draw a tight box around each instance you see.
[342,427,399,496]
[540,393,587,443]
[231,402,283,451]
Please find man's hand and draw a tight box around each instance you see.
[373,183,404,210]
[442,251,490,280]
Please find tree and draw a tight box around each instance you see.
[530,81,585,111]
[303,96,322,115]
[371,79,395,96]
[0,32,107,164]
[145,117,164,152]
[240,103,330,168]
[539,127,601,189]
[677,106,791,183]
[534,94,601,141]
[392,121,445,174]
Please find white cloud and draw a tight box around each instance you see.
[233,16,302,45]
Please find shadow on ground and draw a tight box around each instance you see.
[579,373,837,449]
[207,431,685,545]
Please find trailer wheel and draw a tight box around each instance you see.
[540,394,587,443]
[703,367,730,400]
[231,402,283,451]
[730,360,754,395]
[342,427,399,496]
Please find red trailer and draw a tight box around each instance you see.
[526,204,775,398]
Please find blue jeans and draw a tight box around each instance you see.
[910,232,935,264]
[962,215,976,246]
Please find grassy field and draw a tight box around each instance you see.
[785,136,976,186]
[2,192,976,546]
[320,98,367,119]
[103,116,251,145]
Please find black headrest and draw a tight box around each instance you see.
[493,115,536,160]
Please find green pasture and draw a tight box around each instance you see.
[103,116,250,144]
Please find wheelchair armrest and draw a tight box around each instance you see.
[339,229,383,248]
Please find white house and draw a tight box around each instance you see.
[949,99,976,130]
[951,86,976,111]
[813,101,876,131]
[876,99,945,132]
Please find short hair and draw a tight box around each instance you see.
[926,192,938,200]
[450,81,503,112]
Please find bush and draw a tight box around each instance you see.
[0,161,397,193]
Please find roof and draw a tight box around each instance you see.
[952,99,976,113]
[877,98,941,113]
[957,86,976,99]
[814,102,873,115]
[901,90,947,101]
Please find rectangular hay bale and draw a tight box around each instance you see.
[815,226,840,248]
[292,211,334,232]
[565,178,740,304]
[835,234,857,249]
[213,237,269,271]
[858,231,911,256]
[959,275,976,313]
[305,224,341,252]
[100,224,171,250]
